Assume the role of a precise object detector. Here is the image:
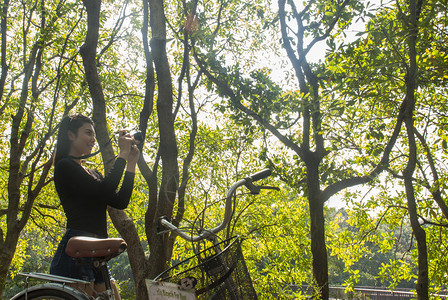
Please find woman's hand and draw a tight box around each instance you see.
[117,130,134,160]
[126,145,140,173]
[117,130,140,172]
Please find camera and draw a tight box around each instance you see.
[132,131,144,144]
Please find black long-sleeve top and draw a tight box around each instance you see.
[54,157,135,238]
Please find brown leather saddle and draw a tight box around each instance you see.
[65,236,127,260]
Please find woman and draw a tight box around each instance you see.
[50,114,139,298]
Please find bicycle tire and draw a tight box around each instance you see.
[10,283,90,300]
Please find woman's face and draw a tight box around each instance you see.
[68,122,96,157]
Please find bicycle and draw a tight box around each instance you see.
[10,169,277,299]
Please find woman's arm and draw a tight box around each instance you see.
[56,158,126,200]
[108,171,135,209]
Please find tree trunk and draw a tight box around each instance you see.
[146,0,179,278]
[403,0,428,298]
[1,12,41,295]
[0,233,20,296]
[79,0,149,298]
[305,151,329,299]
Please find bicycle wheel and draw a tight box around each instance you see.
[10,283,90,300]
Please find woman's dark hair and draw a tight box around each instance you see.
[54,114,94,164]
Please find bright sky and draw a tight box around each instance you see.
[306,0,393,63]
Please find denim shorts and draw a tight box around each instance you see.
[50,229,112,284]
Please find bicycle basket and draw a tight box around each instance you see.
[153,236,257,300]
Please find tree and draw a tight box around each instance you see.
[324,0,448,297]
[401,0,428,297]
[78,0,213,297]
[190,0,407,297]
[0,0,85,295]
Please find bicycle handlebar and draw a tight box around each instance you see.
[159,169,277,242]
[248,168,272,181]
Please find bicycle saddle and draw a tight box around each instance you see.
[65,236,127,259]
